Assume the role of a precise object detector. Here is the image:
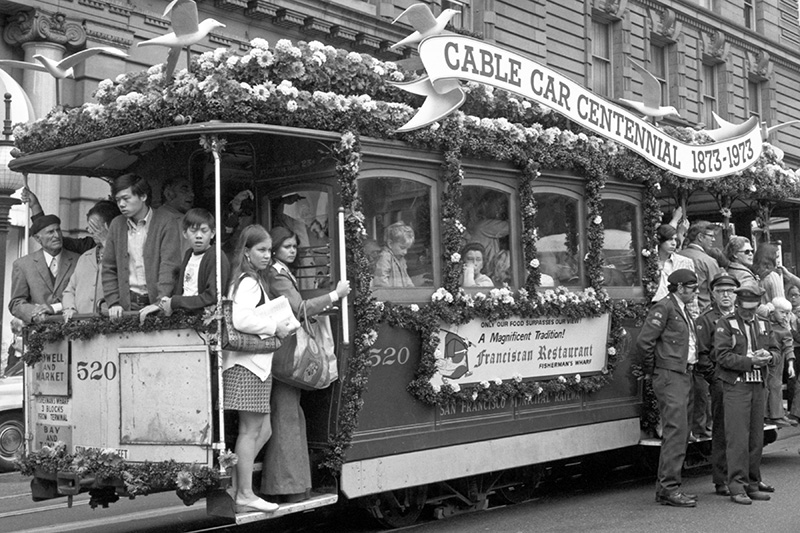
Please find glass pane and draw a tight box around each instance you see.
[748,81,760,116]
[533,193,580,287]
[592,21,609,58]
[600,199,640,287]
[359,177,433,289]
[461,186,512,287]
[270,191,331,290]
[593,59,609,96]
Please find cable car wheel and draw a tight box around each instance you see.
[496,465,543,505]
[364,484,428,528]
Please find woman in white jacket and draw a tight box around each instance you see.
[223,224,293,513]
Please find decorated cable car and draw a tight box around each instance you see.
[9,30,795,528]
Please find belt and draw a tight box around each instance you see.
[686,363,695,372]
[129,291,150,306]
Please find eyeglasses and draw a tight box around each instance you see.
[740,249,754,255]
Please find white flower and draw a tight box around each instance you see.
[480,380,490,389]
[529,258,540,268]
[593,215,602,225]
[374,301,384,311]
[608,347,617,356]
[430,122,440,132]
[493,378,503,386]
[410,304,419,312]
[346,51,363,64]
[250,37,270,50]
[654,182,661,190]
[749,184,757,192]
[512,373,523,383]
[431,383,441,393]
[451,252,461,263]
[536,387,544,395]
[226,56,240,68]
[574,374,581,383]
[557,375,567,383]
[286,100,298,112]
[451,382,461,392]
[641,249,651,257]
[471,391,479,401]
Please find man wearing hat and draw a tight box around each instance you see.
[695,272,739,496]
[8,214,80,324]
[637,268,700,507]
[714,281,775,504]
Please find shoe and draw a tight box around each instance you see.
[781,416,798,427]
[788,414,800,424]
[656,491,697,507]
[772,417,792,428]
[715,485,731,496]
[681,491,698,501]
[235,497,279,513]
[730,493,752,505]
[746,490,771,501]
[757,482,775,493]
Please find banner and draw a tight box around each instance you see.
[395,35,763,180]
[431,314,610,388]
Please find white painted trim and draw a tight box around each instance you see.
[341,418,640,498]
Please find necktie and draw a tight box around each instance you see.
[49,256,58,280]
[745,320,762,382]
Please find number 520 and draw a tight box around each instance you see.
[367,347,410,367]
[76,361,118,381]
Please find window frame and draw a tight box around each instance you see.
[701,63,718,128]
[598,191,644,296]
[591,19,613,98]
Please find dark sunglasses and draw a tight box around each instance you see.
[740,249,754,255]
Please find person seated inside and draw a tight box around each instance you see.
[373,222,415,288]
[460,242,494,288]
[102,173,182,320]
[142,208,230,320]
[62,200,121,320]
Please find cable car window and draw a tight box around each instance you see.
[359,177,433,289]
[534,192,581,287]
[600,198,641,287]
[270,191,331,290]
[461,186,512,287]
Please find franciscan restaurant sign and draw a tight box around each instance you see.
[431,314,610,388]
[394,35,762,180]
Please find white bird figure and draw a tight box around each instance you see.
[618,58,680,121]
[0,47,128,106]
[703,112,759,142]
[0,47,127,80]
[391,75,465,132]
[390,3,459,51]
[762,119,800,139]
[137,0,225,79]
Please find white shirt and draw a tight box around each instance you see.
[127,208,152,294]
[182,252,205,297]
[675,296,697,364]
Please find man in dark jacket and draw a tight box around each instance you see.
[714,281,775,505]
[695,273,738,496]
[637,268,699,508]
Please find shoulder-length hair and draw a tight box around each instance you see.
[229,224,271,295]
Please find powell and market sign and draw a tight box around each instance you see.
[393,35,762,180]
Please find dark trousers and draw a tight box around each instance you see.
[653,368,692,494]
[688,371,712,437]
[723,380,765,495]
[709,378,727,486]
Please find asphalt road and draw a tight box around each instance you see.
[2,429,800,533]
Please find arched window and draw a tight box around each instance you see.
[600,197,641,287]
[533,191,581,287]
[460,185,513,288]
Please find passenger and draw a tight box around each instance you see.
[20,187,96,255]
[157,176,195,255]
[223,224,295,514]
[464,194,510,283]
[9,214,80,324]
[652,224,695,303]
[363,239,381,270]
[102,173,182,320]
[460,242,494,288]
[373,222,415,288]
[786,285,800,424]
[138,208,231,321]
[261,226,350,503]
[725,236,757,287]
[62,200,121,320]
[714,282,776,504]
[762,297,797,427]
[3,318,24,375]
[753,243,784,304]
[695,273,739,497]
[636,268,699,508]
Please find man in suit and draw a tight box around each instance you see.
[695,273,739,496]
[714,282,775,505]
[679,221,723,440]
[637,268,699,508]
[9,214,80,324]
[102,173,182,320]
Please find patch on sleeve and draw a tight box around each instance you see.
[650,318,663,327]
[653,311,663,319]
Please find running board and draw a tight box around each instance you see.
[639,423,778,447]
[206,490,337,524]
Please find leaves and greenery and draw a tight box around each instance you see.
[16,442,233,507]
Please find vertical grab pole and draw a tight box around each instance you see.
[337,207,349,346]
[21,173,30,455]
[211,138,226,468]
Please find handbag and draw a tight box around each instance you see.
[220,299,282,353]
[273,302,337,390]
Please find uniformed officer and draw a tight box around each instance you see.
[637,268,699,507]
[714,281,775,504]
[695,272,738,496]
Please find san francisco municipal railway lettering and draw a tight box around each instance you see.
[439,397,508,416]
[691,140,754,173]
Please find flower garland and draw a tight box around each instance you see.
[518,157,541,292]
[15,442,236,507]
[440,120,466,293]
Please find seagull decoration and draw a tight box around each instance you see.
[761,119,800,139]
[618,58,681,122]
[390,3,459,51]
[703,112,760,142]
[137,0,225,80]
[0,47,128,105]
[391,75,465,132]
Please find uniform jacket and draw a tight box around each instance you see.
[636,293,693,374]
[695,303,728,382]
[714,312,772,385]
[62,248,103,314]
[9,248,80,324]
[102,209,182,310]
